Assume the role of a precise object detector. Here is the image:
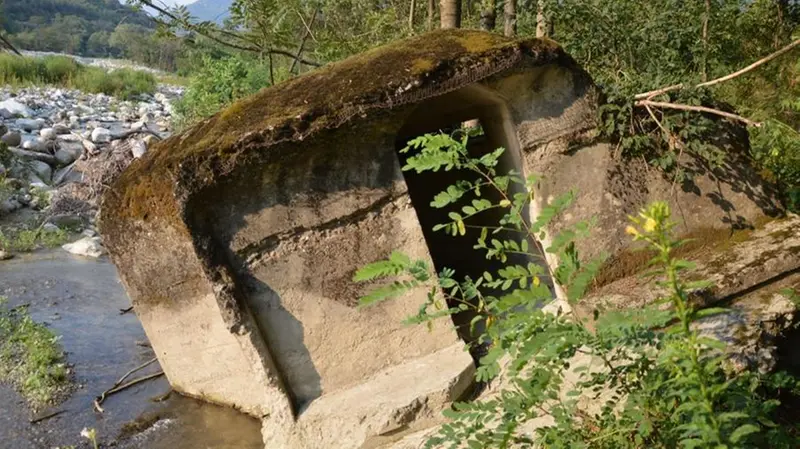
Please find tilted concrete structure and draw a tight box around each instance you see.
[100,29,786,448]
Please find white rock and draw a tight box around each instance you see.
[21,139,47,153]
[40,127,57,140]
[16,118,43,132]
[131,139,147,158]
[142,135,158,147]
[131,120,147,131]
[91,127,111,143]
[62,237,106,258]
[42,223,60,233]
[0,99,33,117]
[82,228,97,238]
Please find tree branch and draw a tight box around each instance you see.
[134,0,321,67]
[290,9,319,74]
[635,37,800,99]
[0,32,22,56]
[636,100,762,127]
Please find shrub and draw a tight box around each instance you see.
[173,54,281,127]
[0,54,156,100]
[356,133,800,448]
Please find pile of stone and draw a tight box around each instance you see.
[0,84,182,256]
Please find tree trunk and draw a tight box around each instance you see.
[409,0,416,33]
[777,0,789,49]
[503,0,516,37]
[428,0,435,30]
[702,0,710,81]
[440,0,462,29]
[480,0,496,31]
[535,0,549,38]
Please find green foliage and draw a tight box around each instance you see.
[71,66,157,100]
[540,0,800,208]
[356,133,800,448]
[173,54,278,126]
[0,297,68,407]
[0,54,156,99]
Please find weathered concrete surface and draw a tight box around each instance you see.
[505,66,784,279]
[100,29,594,448]
[579,214,800,372]
[276,344,475,449]
[99,27,797,449]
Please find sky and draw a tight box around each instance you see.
[151,0,196,6]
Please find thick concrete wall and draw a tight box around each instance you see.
[104,218,295,438]
[188,118,467,409]
[489,65,783,287]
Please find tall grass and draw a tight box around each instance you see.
[0,54,156,100]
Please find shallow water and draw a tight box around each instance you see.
[0,251,263,448]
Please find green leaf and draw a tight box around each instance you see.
[729,423,759,443]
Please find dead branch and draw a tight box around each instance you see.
[290,9,320,74]
[296,10,318,43]
[136,0,321,67]
[150,388,173,403]
[94,357,159,411]
[635,99,762,127]
[104,371,164,397]
[8,148,57,165]
[30,409,66,424]
[635,37,800,99]
[111,128,162,142]
[0,32,22,56]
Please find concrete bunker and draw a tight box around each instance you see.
[99,29,785,449]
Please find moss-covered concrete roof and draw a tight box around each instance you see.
[101,29,580,231]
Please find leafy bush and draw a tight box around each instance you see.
[356,133,800,448]
[0,54,156,99]
[173,54,278,127]
[536,0,800,210]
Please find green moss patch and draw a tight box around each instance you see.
[103,30,573,234]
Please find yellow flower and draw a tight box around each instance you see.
[643,217,657,233]
[625,225,639,236]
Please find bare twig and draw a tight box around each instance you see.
[150,388,173,403]
[104,371,164,397]
[644,103,685,195]
[0,32,22,56]
[290,9,319,74]
[635,37,800,99]
[296,10,318,43]
[110,128,162,142]
[636,100,762,127]
[94,358,159,411]
[119,306,134,315]
[30,409,66,424]
[136,0,321,67]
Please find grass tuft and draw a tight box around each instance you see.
[0,297,69,408]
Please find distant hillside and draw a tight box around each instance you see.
[186,0,232,24]
[0,0,154,56]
